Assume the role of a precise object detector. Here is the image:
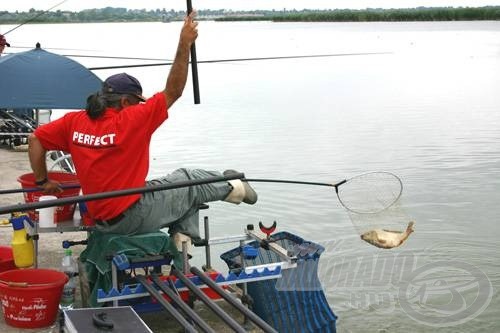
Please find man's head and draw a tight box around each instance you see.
[0,34,10,47]
[86,73,146,119]
[102,73,146,103]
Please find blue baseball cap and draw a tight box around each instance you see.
[102,73,146,101]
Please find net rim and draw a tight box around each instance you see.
[336,171,403,214]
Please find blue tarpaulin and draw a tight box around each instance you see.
[0,45,102,109]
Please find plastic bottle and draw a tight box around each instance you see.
[60,249,78,311]
[10,214,34,268]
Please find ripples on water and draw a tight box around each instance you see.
[150,21,499,332]
[5,20,498,332]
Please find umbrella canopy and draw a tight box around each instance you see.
[0,45,102,109]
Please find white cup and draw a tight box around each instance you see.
[38,195,57,228]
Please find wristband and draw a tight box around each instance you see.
[35,177,48,186]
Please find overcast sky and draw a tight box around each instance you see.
[3,0,500,12]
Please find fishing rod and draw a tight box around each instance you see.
[0,184,80,195]
[0,171,402,217]
[88,51,391,71]
[187,0,200,104]
[2,0,70,36]
[0,173,244,216]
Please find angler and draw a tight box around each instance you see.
[0,34,9,55]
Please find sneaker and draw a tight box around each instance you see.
[224,169,258,204]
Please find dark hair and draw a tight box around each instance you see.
[85,92,125,119]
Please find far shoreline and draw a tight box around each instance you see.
[1,6,499,25]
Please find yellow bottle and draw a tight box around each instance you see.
[10,214,34,268]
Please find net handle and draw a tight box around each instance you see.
[246,171,402,214]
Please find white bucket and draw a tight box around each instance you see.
[38,195,57,228]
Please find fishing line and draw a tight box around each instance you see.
[6,46,99,52]
[88,52,392,71]
[2,0,70,36]
[62,54,173,61]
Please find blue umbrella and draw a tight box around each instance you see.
[0,44,102,109]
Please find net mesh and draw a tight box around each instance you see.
[336,172,411,235]
[348,199,412,235]
[336,172,402,214]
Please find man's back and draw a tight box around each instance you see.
[34,93,168,220]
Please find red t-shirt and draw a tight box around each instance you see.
[34,92,168,220]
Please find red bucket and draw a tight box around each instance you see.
[17,172,81,223]
[0,247,16,273]
[0,268,68,328]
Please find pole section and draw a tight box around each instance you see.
[187,0,200,104]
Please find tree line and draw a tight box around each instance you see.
[218,7,500,22]
[0,7,499,24]
[0,8,224,24]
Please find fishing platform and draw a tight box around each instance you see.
[21,206,337,332]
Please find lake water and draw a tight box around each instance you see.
[3,20,500,332]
